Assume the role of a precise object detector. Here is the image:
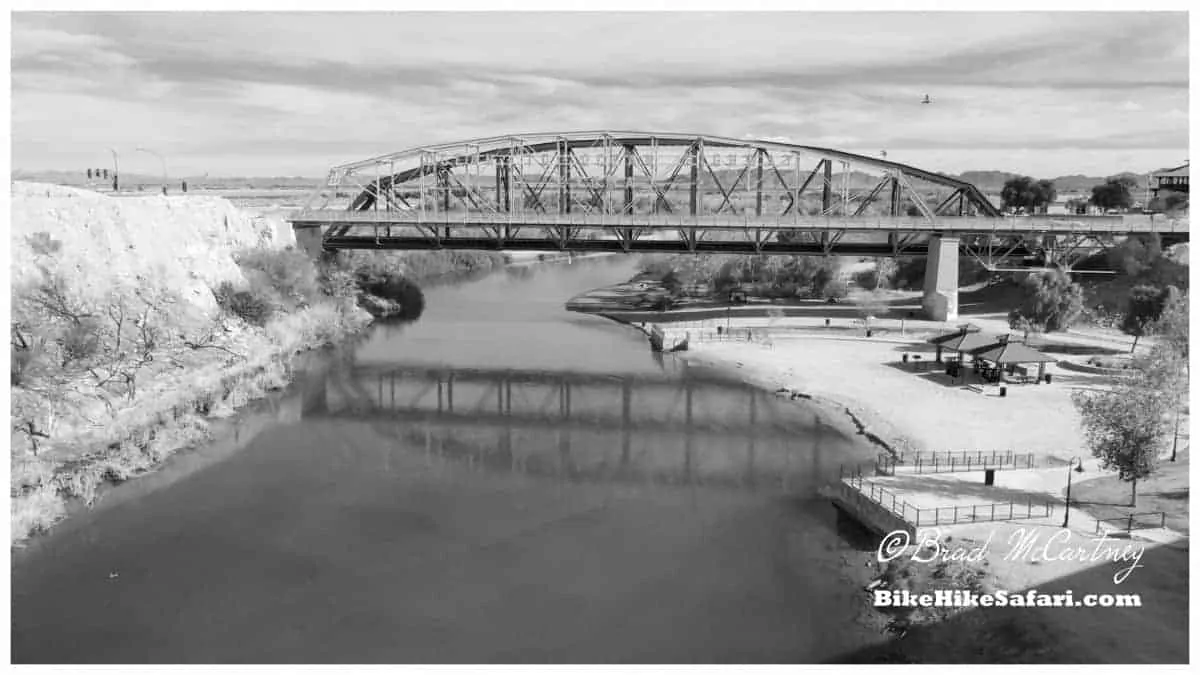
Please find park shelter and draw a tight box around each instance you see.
[969,338,1057,383]
[927,326,993,363]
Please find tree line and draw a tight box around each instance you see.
[999,174,1187,215]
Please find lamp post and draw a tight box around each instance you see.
[1062,456,1084,528]
[1171,409,1181,462]
[136,147,168,195]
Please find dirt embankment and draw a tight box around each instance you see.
[9,183,372,545]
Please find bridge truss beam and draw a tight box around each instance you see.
[306,131,1003,220]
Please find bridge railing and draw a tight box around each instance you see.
[291,209,1188,234]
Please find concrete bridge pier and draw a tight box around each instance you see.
[922,235,959,322]
[294,224,325,259]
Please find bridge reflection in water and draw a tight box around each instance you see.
[303,362,861,492]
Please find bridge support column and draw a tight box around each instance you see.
[821,159,832,214]
[689,143,699,216]
[623,146,635,214]
[293,224,325,260]
[922,235,959,322]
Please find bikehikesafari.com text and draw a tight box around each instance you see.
[874,589,1142,609]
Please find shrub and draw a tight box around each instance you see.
[319,266,361,300]
[650,295,675,311]
[356,274,425,321]
[853,269,881,291]
[59,319,101,367]
[213,281,275,326]
[11,345,37,386]
[11,327,46,387]
[26,232,63,256]
[233,248,321,310]
[822,278,849,300]
[1007,268,1084,333]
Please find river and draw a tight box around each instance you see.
[11,255,886,664]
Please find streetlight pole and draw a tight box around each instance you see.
[1062,456,1083,528]
[1171,409,1181,462]
[108,148,120,192]
[136,147,168,195]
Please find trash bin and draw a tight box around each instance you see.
[1044,373,1052,384]
[999,386,1007,397]
[866,329,873,338]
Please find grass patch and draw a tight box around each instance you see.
[1070,459,1190,534]
[1084,355,1135,369]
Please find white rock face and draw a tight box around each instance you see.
[10,182,298,316]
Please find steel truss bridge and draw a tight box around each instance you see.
[290,131,1187,270]
[303,364,852,489]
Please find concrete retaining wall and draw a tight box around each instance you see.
[822,481,916,537]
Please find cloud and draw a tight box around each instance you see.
[10,11,1190,177]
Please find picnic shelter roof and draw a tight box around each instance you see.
[969,341,1057,364]
[929,331,998,353]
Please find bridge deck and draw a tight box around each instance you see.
[291,210,1188,235]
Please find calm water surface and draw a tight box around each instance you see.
[12,256,885,663]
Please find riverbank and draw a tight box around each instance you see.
[8,185,530,546]
[626,321,1188,663]
[10,297,374,546]
[10,239,620,545]
[632,320,1189,662]
[569,270,1137,463]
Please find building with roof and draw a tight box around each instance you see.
[1151,163,1189,199]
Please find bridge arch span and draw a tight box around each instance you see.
[304,130,1000,218]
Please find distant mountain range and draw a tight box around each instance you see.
[12,167,1172,196]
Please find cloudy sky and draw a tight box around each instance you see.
[10,11,1189,178]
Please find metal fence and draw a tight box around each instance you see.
[1095,511,1167,535]
[687,328,774,348]
[654,320,775,348]
[839,465,1055,527]
[876,450,1037,475]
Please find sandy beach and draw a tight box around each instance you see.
[677,319,1116,464]
[666,315,1188,663]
